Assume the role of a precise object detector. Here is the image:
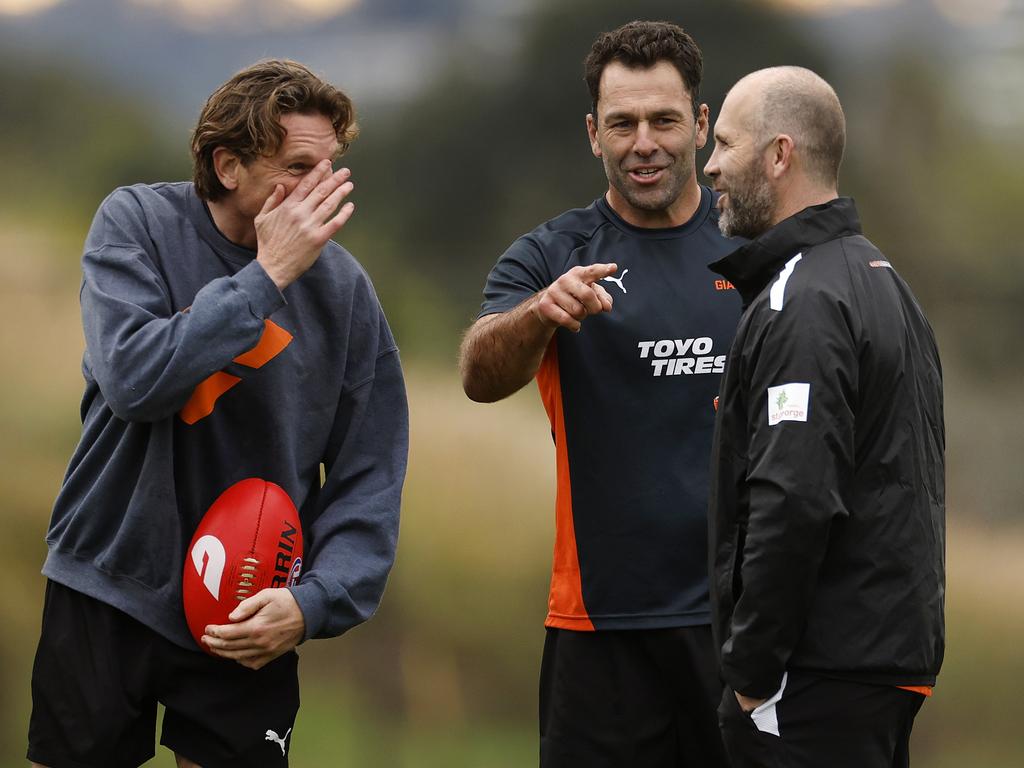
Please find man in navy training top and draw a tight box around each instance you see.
[27,60,408,768]
[460,20,740,768]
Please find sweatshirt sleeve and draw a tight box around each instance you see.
[80,188,285,422]
[289,303,409,640]
[722,275,859,698]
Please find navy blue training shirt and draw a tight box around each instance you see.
[480,187,742,630]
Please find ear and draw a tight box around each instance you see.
[768,134,796,179]
[694,103,710,150]
[586,113,602,158]
[212,147,242,192]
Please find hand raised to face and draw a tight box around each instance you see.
[255,159,355,291]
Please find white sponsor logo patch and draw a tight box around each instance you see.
[767,383,810,425]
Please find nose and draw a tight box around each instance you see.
[633,121,658,156]
[704,146,720,180]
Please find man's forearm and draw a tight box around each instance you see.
[459,295,555,402]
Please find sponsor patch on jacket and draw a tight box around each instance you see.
[767,383,810,425]
[869,260,892,269]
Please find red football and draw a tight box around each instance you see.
[183,478,304,653]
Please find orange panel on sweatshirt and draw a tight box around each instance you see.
[233,319,293,368]
[179,372,241,425]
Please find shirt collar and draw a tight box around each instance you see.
[708,197,862,307]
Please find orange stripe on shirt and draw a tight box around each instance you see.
[179,319,293,425]
[233,319,293,368]
[536,340,594,631]
[179,372,241,425]
[897,686,933,697]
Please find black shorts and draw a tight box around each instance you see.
[539,625,730,768]
[718,670,926,768]
[28,580,300,768]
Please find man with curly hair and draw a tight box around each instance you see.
[27,60,408,768]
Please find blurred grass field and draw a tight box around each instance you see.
[1,220,1022,766]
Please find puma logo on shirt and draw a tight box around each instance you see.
[602,269,629,294]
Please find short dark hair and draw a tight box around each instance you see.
[584,20,703,119]
[191,59,358,201]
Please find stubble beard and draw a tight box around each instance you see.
[608,156,690,213]
[603,131,694,215]
[718,159,777,240]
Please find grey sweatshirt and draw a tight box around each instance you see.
[43,181,408,649]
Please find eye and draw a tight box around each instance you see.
[287,163,310,175]
[654,117,678,127]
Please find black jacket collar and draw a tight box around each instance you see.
[708,197,862,307]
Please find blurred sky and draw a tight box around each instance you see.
[1,0,1022,131]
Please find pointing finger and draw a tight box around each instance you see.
[579,262,618,284]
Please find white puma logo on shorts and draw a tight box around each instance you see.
[602,268,629,294]
[265,727,292,756]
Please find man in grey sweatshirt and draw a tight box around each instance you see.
[27,60,408,768]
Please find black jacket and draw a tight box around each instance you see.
[707,198,945,698]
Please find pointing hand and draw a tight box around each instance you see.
[533,263,617,332]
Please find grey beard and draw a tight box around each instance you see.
[718,176,776,240]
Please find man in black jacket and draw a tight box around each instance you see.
[702,66,944,768]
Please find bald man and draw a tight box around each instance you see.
[702,67,945,767]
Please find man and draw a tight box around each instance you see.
[703,66,944,767]
[460,21,739,767]
[28,60,408,768]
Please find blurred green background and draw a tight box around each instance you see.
[2,0,1022,764]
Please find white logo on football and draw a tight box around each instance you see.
[190,534,226,600]
[602,268,629,294]
[767,383,811,425]
[266,728,292,756]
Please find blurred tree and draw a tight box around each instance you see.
[840,52,1024,382]
[0,54,189,235]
